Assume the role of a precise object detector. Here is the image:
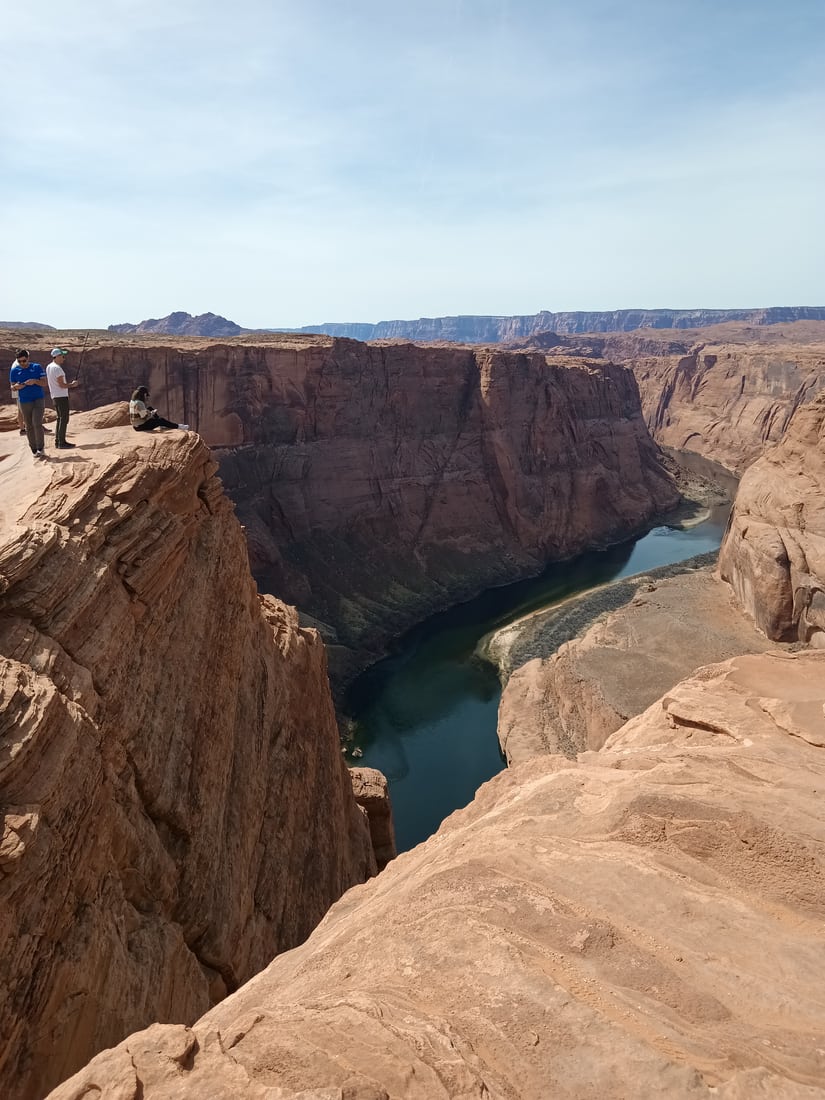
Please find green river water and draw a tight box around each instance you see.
[345,505,730,853]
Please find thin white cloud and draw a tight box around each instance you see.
[1,0,824,326]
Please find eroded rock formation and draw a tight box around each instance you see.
[108,312,245,337]
[494,386,825,765]
[0,409,376,1099]
[620,326,825,473]
[495,562,785,765]
[1,334,680,682]
[283,306,825,342]
[500,322,825,474]
[719,392,825,645]
[49,650,825,1100]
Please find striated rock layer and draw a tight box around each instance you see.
[0,410,376,1099]
[282,305,825,342]
[1,335,679,681]
[494,384,825,766]
[618,325,825,473]
[499,322,825,474]
[719,392,825,646]
[50,651,825,1100]
[215,345,679,678]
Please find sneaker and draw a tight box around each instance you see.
[34,450,45,459]
[62,441,76,448]
[178,423,190,431]
[19,428,26,435]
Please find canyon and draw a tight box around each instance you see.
[1,334,680,684]
[46,364,825,1100]
[2,325,824,1097]
[290,305,825,343]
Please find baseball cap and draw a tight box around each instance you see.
[50,347,69,357]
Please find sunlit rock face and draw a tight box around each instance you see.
[1,334,679,682]
[623,328,825,474]
[282,305,825,341]
[719,392,825,646]
[48,650,825,1100]
[0,411,376,1099]
[214,344,678,679]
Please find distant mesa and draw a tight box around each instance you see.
[6,305,825,342]
[285,305,825,342]
[108,306,825,342]
[107,311,246,337]
[0,320,55,331]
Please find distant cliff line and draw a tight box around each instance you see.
[99,305,825,341]
[281,305,825,342]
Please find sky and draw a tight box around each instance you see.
[2,0,824,329]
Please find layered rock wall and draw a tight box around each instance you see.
[494,383,825,766]
[0,413,375,1099]
[217,346,678,675]
[286,306,825,342]
[718,393,825,645]
[1,336,679,679]
[624,331,825,473]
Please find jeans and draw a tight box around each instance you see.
[21,399,45,452]
[53,396,70,446]
[134,413,178,431]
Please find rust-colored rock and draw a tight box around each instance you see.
[719,392,825,645]
[1,333,679,682]
[622,325,825,473]
[0,409,376,1099]
[349,767,396,872]
[495,564,786,764]
[49,651,825,1100]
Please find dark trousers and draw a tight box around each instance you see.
[134,413,178,431]
[53,396,70,446]
[21,399,45,452]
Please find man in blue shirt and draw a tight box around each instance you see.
[10,350,47,458]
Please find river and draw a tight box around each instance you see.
[345,503,731,854]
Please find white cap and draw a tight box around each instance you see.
[50,347,69,357]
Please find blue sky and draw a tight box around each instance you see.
[2,0,824,328]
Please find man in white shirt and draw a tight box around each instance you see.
[46,348,80,449]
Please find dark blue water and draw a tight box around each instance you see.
[345,507,729,854]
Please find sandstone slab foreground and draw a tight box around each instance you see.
[51,651,825,1100]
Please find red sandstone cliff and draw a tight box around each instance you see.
[606,324,825,473]
[492,344,825,765]
[0,409,376,1099]
[719,392,825,645]
[1,334,679,681]
[503,322,825,474]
